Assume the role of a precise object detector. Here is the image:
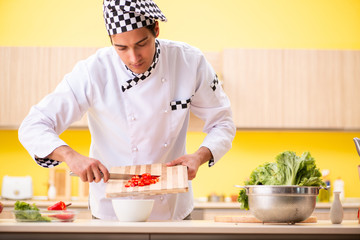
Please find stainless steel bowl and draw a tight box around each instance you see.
[239,185,321,224]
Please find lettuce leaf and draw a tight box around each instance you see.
[14,200,39,211]
[14,201,51,222]
[238,151,326,210]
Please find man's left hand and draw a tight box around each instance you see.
[166,147,213,180]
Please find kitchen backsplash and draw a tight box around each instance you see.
[1,130,360,199]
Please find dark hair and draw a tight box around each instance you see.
[108,22,157,45]
[145,22,157,37]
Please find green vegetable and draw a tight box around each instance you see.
[238,151,326,210]
[14,201,51,222]
[14,200,39,211]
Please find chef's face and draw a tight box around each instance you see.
[111,22,159,74]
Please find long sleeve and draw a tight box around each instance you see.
[191,54,236,165]
[18,61,92,166]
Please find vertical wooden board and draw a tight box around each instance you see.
[78,180,89,201]
[0,46,97,127]
[49,168,71,201]
[281,50,344,128]
[223,49,284,128]
[223,48,359,129]
[0,47,51,127]
[0,47,11,126]
[342,51,360,129]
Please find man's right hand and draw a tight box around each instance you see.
[47,145,109,183]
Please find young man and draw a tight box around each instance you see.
[19,0,236,220]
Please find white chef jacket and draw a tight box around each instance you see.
[18,39,236,220]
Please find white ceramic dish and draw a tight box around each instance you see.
[112,199,154,222]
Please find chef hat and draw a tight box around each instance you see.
[103,0,167,35]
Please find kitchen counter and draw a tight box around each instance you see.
[194,201,360,209]
[3,199,359,209]
[2,199,360,220]
[0,219,359,240]
[1,199,92,219]
[1,199,89,208]
[191,201,360,220]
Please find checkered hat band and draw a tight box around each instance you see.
[105,12,154,35]
[120,0,166,20]
[103,0,167,35]
[122,40,160,92]
[170,98,191,111]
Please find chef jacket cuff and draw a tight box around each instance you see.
[31,141,68,168]
[200,139,228,168]
[199,145,216,167]
[32,140,68,159]
[208,159,215,167]
[34,157,61,168]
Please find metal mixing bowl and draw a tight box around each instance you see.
[240,185,321,224]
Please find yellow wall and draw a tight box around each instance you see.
[1,0,360,199]
[191,131,360,199]
[0,0,359,50]
[1,130,360,199]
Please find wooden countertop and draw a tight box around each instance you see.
[1,199,89,208]
[194,201,360,209]
[0,219,358,234]
[2,199,360,209]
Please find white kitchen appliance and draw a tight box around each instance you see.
[1,175,33,200]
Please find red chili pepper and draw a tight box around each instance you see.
[47,201,67,210]
[124,173,159,188]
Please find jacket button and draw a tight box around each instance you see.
[164,143,168,148]
[132,147,138,152]
[161,78,166,83]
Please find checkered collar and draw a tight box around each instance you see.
[121,39,160,92]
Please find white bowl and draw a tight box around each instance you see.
[112,199,154,222]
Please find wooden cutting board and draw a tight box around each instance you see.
[105,163,188,198]
[214,215,317,223]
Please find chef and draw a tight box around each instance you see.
[18,0,236,220]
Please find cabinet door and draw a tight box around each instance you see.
[342,51,360,129]
[0,47,223,130]
[223,49,360,129]
[0,47,97,128]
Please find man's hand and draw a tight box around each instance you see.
[166,147,213,180]
[47,146,109,183]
